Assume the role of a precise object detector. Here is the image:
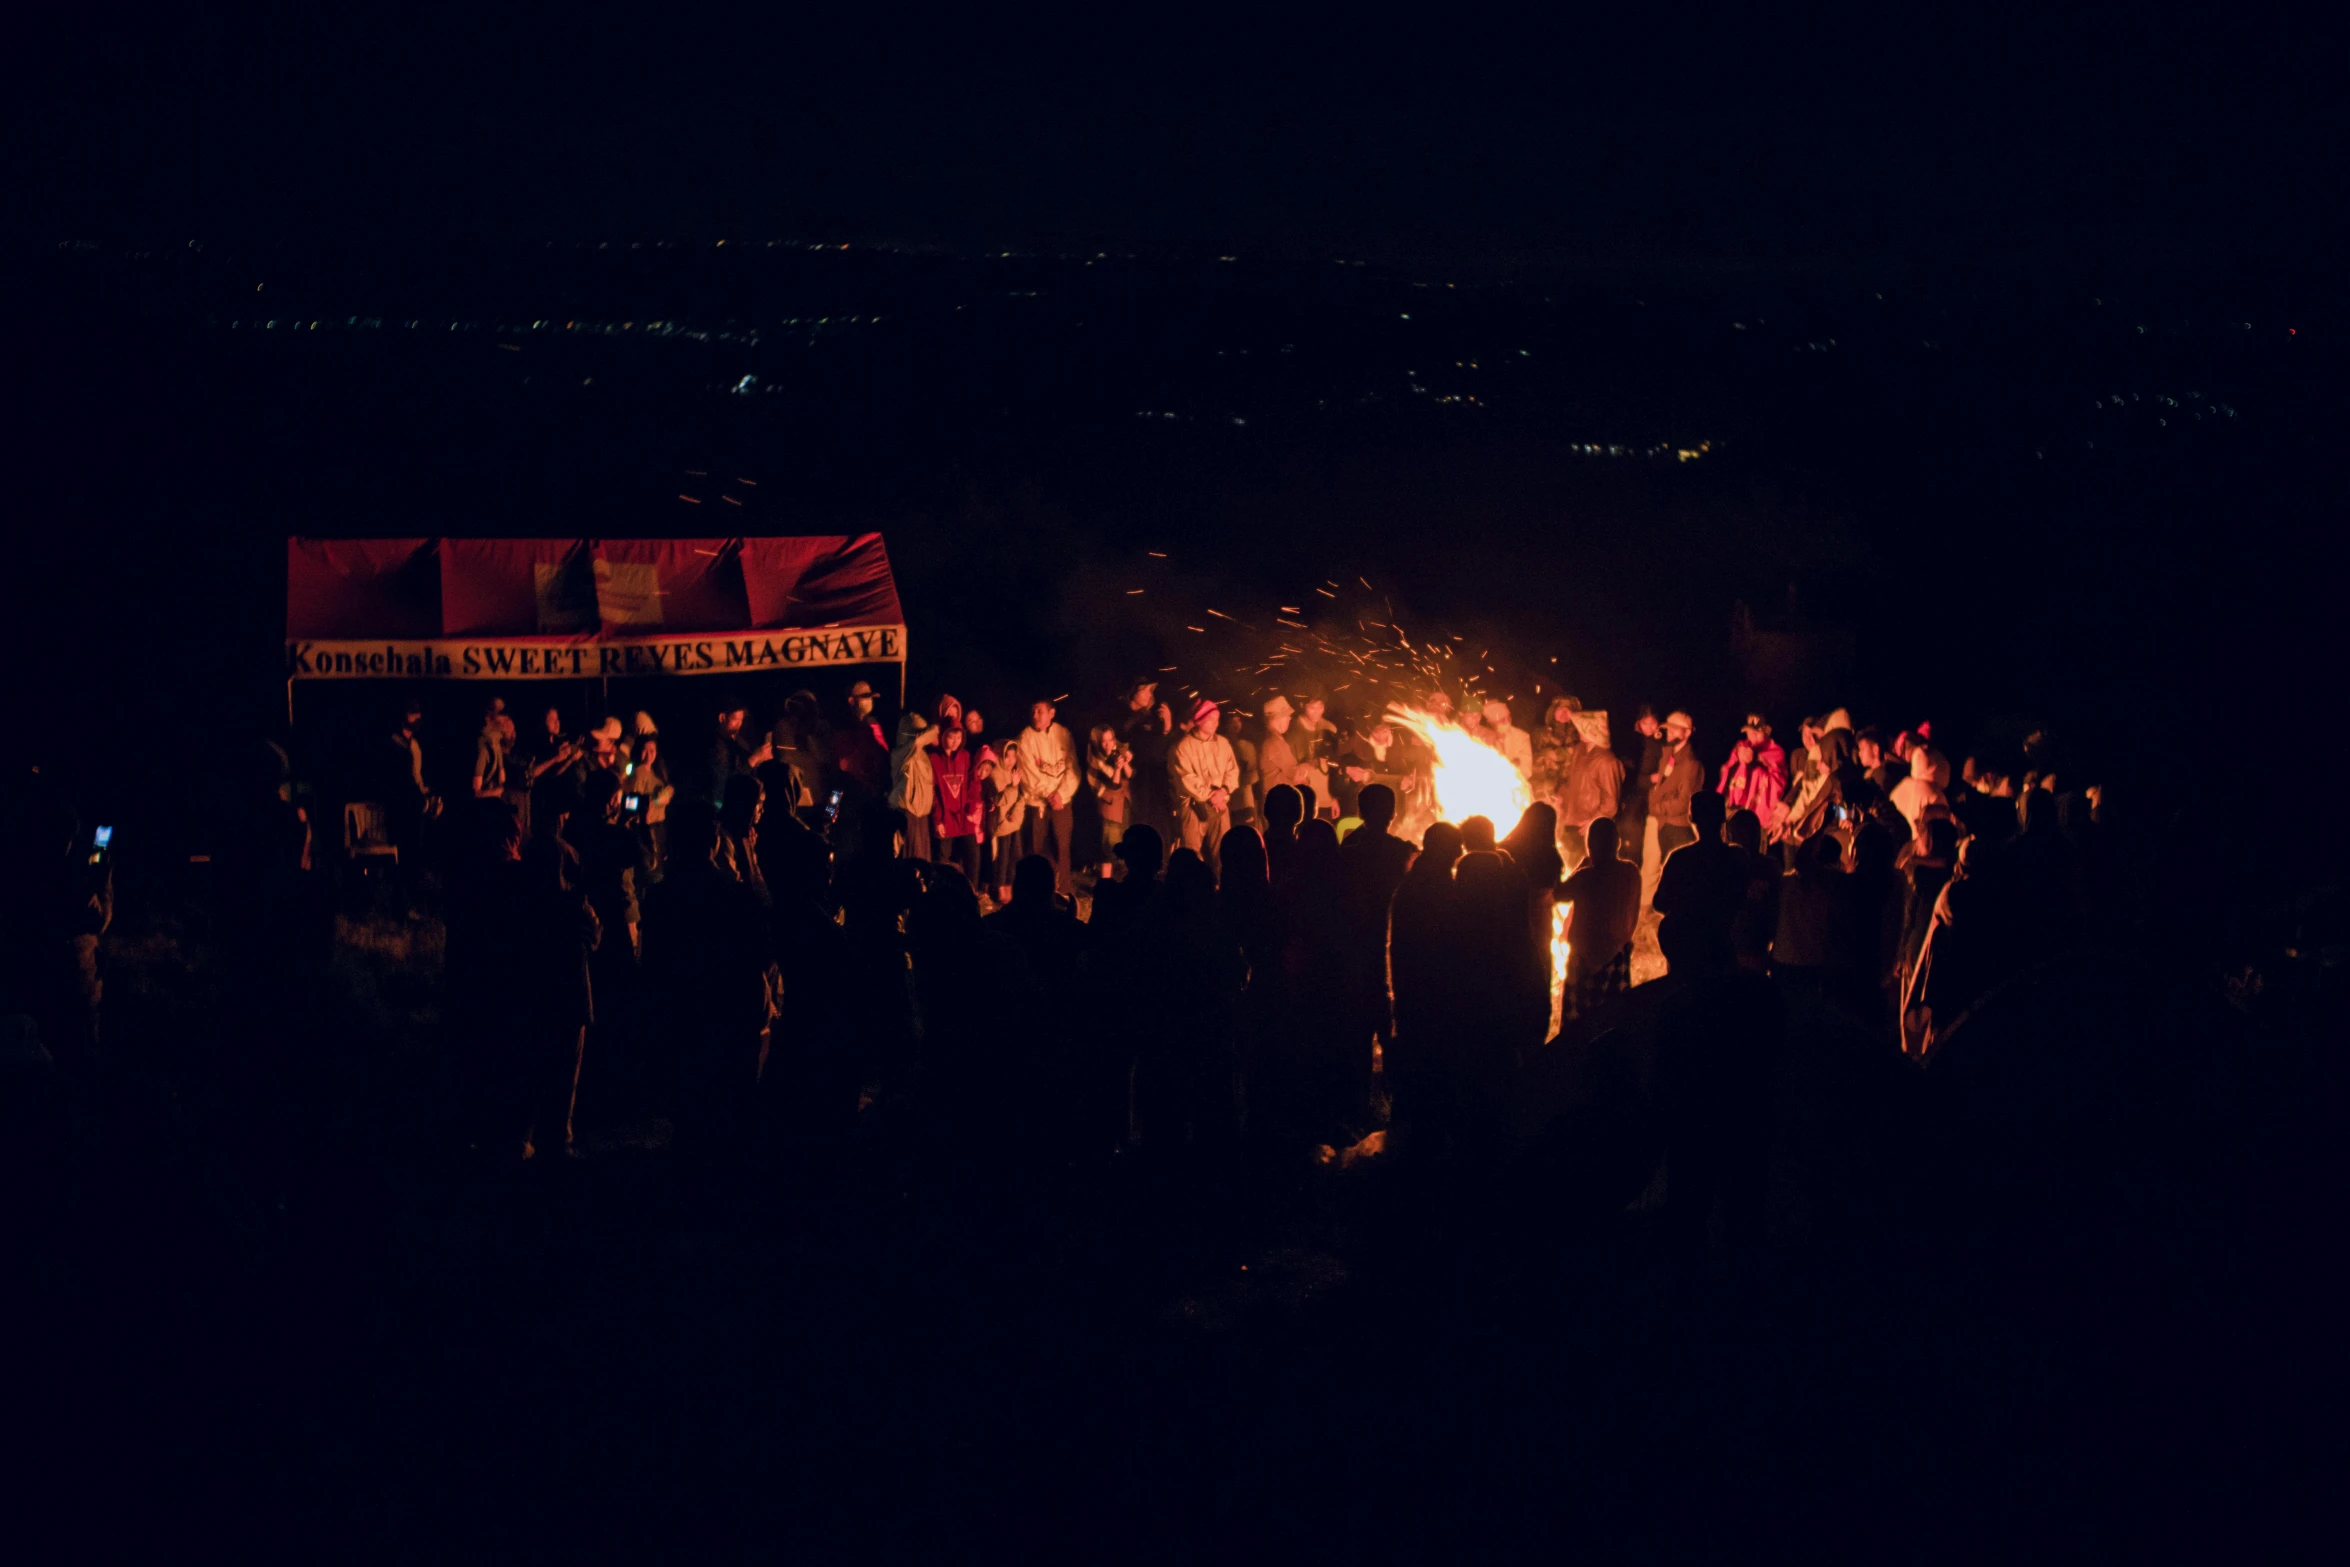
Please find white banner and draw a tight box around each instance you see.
[288,625,906,679]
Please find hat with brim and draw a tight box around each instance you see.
[592,717,624,743]
[1262,694,1294,718]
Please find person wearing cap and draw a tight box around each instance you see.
[1718,712,1788,834]
[1016,699,1081,894]
[831,681,888,794]
[1256,695,1308,808]
[1648,710,1703,874]
[1169,698,1240,870]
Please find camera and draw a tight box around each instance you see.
[91,824,114,865]
[622,793,645,816]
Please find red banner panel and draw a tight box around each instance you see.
[286,538,440,639]
[740,533,902,629]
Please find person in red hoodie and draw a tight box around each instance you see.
[927,717,985,887]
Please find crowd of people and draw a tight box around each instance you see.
[371,674,2117,1177]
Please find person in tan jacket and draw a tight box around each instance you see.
[1557,709,1624,869]
[1168,698,1240,871]
[1255,694,1308,803]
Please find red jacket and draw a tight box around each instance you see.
[1718,739,1788,829]
[930,744,984,838]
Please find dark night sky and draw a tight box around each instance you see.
[5,2,2344,816]
[10,4,2340,269]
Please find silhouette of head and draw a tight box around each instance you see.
[2018,787,2057,834]
[1417,820,1464,874]
[1587,816,1619,862]
[1725,808,1763,852]
[1852,820,1898,874]
[1116,824,1164,879]
[1358,784,1396,830]
[1012,854,1058,908]
[1221,825,1268,890]
[1690,790,1726,836]
[1165,849,1215,911]
[1263,784,1303,835]
[1461,815,1497,852]
[721,773,765,837]
[1797,830,1844,872]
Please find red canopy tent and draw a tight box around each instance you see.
[286,535,905,683]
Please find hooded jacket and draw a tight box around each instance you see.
[886,714,936,818]
[1718,738,1788,828]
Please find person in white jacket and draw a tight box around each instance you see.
[1015,700,1081,893]
[1168,698,1240,871]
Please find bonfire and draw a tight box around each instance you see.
[1384,704,1573,1037]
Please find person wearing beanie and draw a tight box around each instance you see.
[1169,698,1240,871]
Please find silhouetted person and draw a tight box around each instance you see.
[1504,801,1567,1019]
[1386,822,1464,1153]
[1135,849,1245,1159]
[641,800,774,1157]
[1724,807,1781,974]
[1451,847,1544,1114]
[1773,830,1846,999]
[1259,783,1304,892]
[1276,818,1353,1145]
[720,772,771,908]
[1833,819,1906,1034]
[755,808,857,1162]
[1084,826,1170,1147]
[565,768,645,1063]
[1559,816,1642,1020]
[1654,791,1744,978]
[493,834,601,1160]
[1334,784,1415,1132]
[986,853,1085,985]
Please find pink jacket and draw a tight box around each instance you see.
[1718,739,1788,830]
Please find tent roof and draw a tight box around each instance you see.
[286,535,902,640]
